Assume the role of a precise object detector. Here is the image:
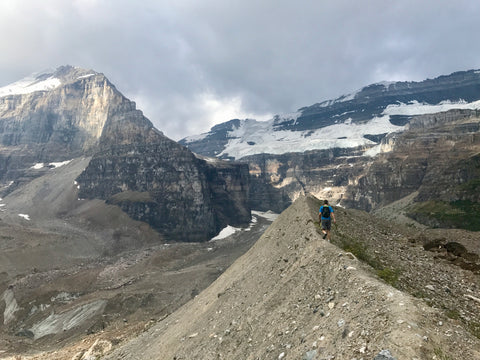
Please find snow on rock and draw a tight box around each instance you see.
[31,160,73,170]
[49,160,73,168]
[18,214,30,221]
[31,163,45,170]
[210,225,241,241]
[383,99,480,116]
[0,72,61,98]
[252,210,279,222]
[216,98,480,159]
[218,114,406,159]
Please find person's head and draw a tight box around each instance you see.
[324,200,329,205]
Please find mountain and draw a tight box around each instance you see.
[0,65,251,242]
[180,69,480,160]
[344,108,480,229]
[1,66,479,358]
[181,70,480,227]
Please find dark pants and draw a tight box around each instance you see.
[321,219,331,230]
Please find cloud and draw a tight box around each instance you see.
[0,0,479,140]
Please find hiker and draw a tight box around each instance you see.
[319,200,336,241]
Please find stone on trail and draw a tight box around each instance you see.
[374,349,397,360]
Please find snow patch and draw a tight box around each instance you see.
[219,114,404,159]
[0,74,61,98]
[183,132,209,144]
[49,160,73,168]
[18,214,30,220]
[210,225,241,241]
[31,160,73,170]
[383,99,480,116]
[32,163,45,169]
[77,74,95,80]
[364,145,382,157]
[252,210,279,222]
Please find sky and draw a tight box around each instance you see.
[0,0,479,141]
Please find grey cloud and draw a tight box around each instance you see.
[1,0,479,140]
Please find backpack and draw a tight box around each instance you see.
[321,206,331,218]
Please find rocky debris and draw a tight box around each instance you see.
[0,208,273,358]
[98,195,479,359]
[374,349,396,360]
[72,339,112,360]
[421,237,480,273]
[332,203,480,347]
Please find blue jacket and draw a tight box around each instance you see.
[320,205,334,220]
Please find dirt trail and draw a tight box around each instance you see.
[101,195,479,359]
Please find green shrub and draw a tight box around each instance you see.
[409,200,480,231]
[376,267,400,287]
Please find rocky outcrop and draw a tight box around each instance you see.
[242,147,367,212]
[343,109,480,229]
[0,66,251,241]
[77,140,251,241]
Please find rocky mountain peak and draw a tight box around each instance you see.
[0,65,251,242]
[0,65,103,98]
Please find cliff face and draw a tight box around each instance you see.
[242,147,367,212]
[77,140,251,241]
[0,67,115,157]
[343,109,480,229]
[0,66,251,241]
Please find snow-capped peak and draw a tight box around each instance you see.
[0,70,61,98]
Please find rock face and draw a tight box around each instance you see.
[0,67,111,185]
[181,70,480,226]
[77,141,251,241]
[243,147,367,212]
[0,66,251,241]
[343,109,480,229]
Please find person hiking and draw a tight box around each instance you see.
[319,200,336,241]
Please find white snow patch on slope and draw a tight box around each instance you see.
[252,210,279,222]
[219,115,404,159]
[49,160,73,168]
[32,163,45,170]
[384,99,480,116]
[184,132,209,144]
[210,225,241,241]
[218,99,480,160]
[77,73,96,80]
[210,210,278,239]
[18,214,30,221]
[31,160,73,170]
[0,73,61,98]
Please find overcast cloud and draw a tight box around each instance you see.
[0,0,479,140]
